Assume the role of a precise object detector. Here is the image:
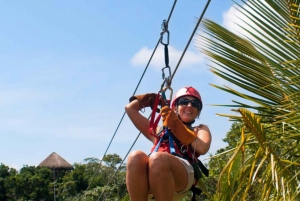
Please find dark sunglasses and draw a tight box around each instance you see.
[178,98,200,109]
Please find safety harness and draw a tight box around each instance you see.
[149,93,209,201]
[146,19,209,201]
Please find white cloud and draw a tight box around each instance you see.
[130,45,203,69]
[222,1,278,41]
[221,2,259,39]
[222,5,244,34]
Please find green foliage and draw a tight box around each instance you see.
[0,163,17,200]
[206,122,260,200]
[57,154,127,200]
[0,154,129,200]
[7,165,53,200]
[198,0,300,200]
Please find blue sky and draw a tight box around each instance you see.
[0,0,245,170]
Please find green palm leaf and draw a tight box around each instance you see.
[197,0,300,200]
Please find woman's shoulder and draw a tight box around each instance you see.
[194,124,211,135]
[195,124,209,129]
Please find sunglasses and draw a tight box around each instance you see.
[178,98,201,109]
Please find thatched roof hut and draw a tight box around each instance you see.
[38,152,73,170]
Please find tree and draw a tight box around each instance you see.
[197,0,300,200]
[0,163,17,200]
[205,122,261,201]
[56,154,128,200]
[0,153,128,200]
[8,165,52,200]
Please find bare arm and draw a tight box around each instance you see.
[190,125,212,156]
[125,99,156,143]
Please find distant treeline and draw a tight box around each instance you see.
[0,154,129,201]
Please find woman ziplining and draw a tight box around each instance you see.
[90,1,213,200]
[123,1,213,200]
[81,1,214,201]
[124,1,212,200]
[125,86,212,201]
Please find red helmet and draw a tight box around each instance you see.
[171,86,202,110]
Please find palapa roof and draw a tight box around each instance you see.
[38,152,73,170]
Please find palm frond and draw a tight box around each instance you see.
[197,0,300,199]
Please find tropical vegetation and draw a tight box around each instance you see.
[1,0,300,200]
[196,0,300,200]
[0,154,128,201]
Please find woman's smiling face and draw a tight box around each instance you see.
[176,96,200,123]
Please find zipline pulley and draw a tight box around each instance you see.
[159,19,172,94]
[161,66,172,92]
[160,19,169,45]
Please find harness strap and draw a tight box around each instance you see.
[171,133,190,160]
[153,137,163,152]
[190,185,202,201]
[149,92,162,136]
[152,128,188,161]
[151,128,208,201]
[168,129,176,154]
[153,128,171,153]
[197,159,209,177]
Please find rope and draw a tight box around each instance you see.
[85,0,178,193]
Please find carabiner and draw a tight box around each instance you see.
[160,31,169,46]
[161,66,171,81]
[160,20,169,45]
[180,145,189,154]
[160,76,172,93]
[161,86,173,104]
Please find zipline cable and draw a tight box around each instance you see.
[170,0,211,83]
[85,0,178,193]
[95,1,212,200]
[97,130,143,201]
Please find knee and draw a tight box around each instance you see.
[127,150,148,170]
[148,152,170,172]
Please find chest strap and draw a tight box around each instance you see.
[152,128,190,160]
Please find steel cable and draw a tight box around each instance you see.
[85,0,178,194]
[170,0,211,83]
[95,1,212,200]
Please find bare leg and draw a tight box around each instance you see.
[148,152,188,201]
[126,150,149,201]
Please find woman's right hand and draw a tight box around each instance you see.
[129,93,157,109]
